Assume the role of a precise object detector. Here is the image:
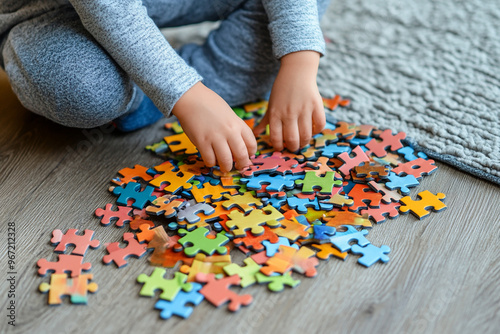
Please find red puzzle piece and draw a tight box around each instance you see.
[392,157,437,179]
[233,226,280,252]
[365,129,406,158]
[95,204,133,228]
[241,151,303,177]
[37,254,92,278]
[195,273,253,312]
[346,184,383,212]
[360,202,401,223]
[112,164,153,186]
[337,146,370,177]
[102,233,147,268]
[51,229,100,256]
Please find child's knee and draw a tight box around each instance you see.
[3,25,134,128]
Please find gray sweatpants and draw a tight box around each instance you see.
[1,0,330,128]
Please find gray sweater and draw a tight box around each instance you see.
[0,0,325,115]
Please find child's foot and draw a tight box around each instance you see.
[113,95,164,132]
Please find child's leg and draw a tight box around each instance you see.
[2,7,140,128]
[176,0,331,107]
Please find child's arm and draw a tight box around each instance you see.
[253,51,325,152]
[255,0,327,151]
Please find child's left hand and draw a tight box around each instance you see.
[253,51,326,152]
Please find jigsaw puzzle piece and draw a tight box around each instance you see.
[137,269,192,301]
[310,243,348,261]
[195,273,253,312]
[39,273,98,305]
[226,205,284,237]
[337,146,370,177]
[95,204,133,227]
[262,237,299,257]
[399,190,447,219]
[295,171,342,194]
[102,232,147,268]
[154,283,204,319]
[37,254,92,278]
[365,129,406,157]
[50,229,100,256]
[146,195,185,218]
[329,226,370,252]
[351,244,390,267]
[177,203,216,224]
[233,227,279,252]
[392,158,437,179]
[223,258,262,288]
[177,228,229,257]
[385,172,420,195]
[164,133,198,155]
[255,272,300,292]
[360,202,401,223]
[112,181,156,209]
[367,181,403,203]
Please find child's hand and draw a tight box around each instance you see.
[172,82,257,172]
[253,51,326,152]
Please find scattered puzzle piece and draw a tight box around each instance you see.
[102,232,147,268]
[154,283,204,319]
[37,254,92,277]
[195,273,253,312]
[351,244,390,267]
[226,205,283,237]
[95,204,133,227]
[399,190,447,219]
[177,228,229,257]
[255,272,300,292]
[112,181,156,209]
[51,229,100,256]
[39,273,98,305]
[223,258,262,288]
[365,129,406,157]
[329,226,370,253]
[137,269,192,301]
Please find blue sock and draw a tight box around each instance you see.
[113,95,164,132]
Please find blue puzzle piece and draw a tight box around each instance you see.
[397,146,428,162]
[385,172,419,195]
[330,225,370,252]
[313,225,336,241]
[262,237,299,257]
[286,197,321,214]
[112,181,156,209]
[351,244,390,267]
[262,197,287,210]
[349,136,373,147]
[321,143,351,158]
[154,283,204,319]
[240,174,300,192]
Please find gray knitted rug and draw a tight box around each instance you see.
[164,0,500,185]
[318,0,500,185]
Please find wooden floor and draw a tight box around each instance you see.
[1,69,499,334]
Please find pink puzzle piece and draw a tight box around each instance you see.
[337,146,370,177]
[365,129,406,158]
[51,229,100,256]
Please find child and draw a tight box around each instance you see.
[0,0,330,172]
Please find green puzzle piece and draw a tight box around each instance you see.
[137,269,192,301]
[255,272,301,292]
[223,258,262,288]
[295,171,342,194]
[177,227,229,257]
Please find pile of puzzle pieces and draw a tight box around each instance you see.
[37,97,447,318]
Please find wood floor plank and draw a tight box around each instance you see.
[1,70,499,334]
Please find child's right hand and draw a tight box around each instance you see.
[172,82,257,173]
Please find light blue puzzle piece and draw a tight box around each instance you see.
[262,237,299,257]
[330,225,370,252]
[385,172,419,195]
[321,143,352,158]
[240,174,298,192]
[313,225,336,241]
[351,244,390,267]
[397,146,428,162]
[154,283,204,319]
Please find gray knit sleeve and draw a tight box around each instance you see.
[68,0,202,116]
[261,0,326,59]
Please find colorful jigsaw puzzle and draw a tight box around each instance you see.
[36,96,447,319]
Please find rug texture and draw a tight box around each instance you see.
[164,0,500,185]
[318,0,500,185]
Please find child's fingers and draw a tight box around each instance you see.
[253,113,269,136]
[283,120,300,152]
[197,142,217,168]
[229,136,252,170]
[242,128,258,157]
[312,104,326,135]
[212,141,234,173]
[269,117,284,151]
[298,115,312,148]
